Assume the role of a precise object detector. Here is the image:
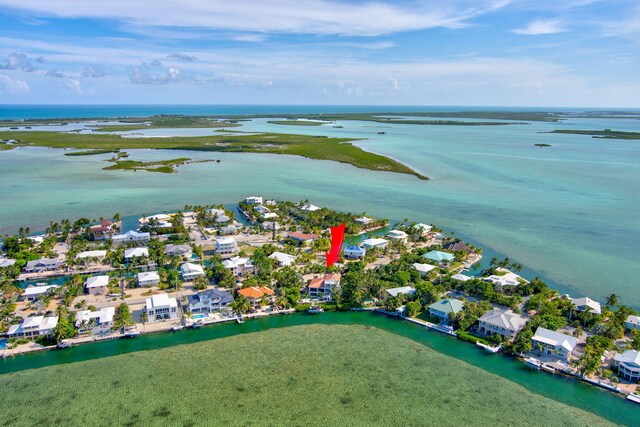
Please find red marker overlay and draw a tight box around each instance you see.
[325,223,345,267]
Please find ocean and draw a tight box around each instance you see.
[1,105,639,311]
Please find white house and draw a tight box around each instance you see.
[24,258,60,273]
[254,205,270,214]
[180,262,205,281]
[23,284,59,301]
[144,294,178,322]
[7,316,58,338]
[137,271,160,287]
[220,225,239,235]
[269,252,296,267]
[76,250,107,260]
[245,196,263,205]
[412,223,432,236]
[75,307,115,334]
[354,217,373,226]
[124,247,149,260]
[186,288,233,315]
[0,258,16,268]
[412,262,436,276]
[343,245,366,260]
[386,230,408,242]
[571,296,602,315]
[452,273,472,282]
[222,257,255,276]
[165,244,192,259]
[261,212,278,220]
[478,309,527,339]
[625,315,640,332]
[85,275,109,295]
[112,230,150,245]
[300,203,320,212]
[484,270,526,293]
[429,299,465,324]
[531,327,578,361]
[613,350,640,382]
[386,286,416,298]
[215,237,238,255]
[362,238,389,250]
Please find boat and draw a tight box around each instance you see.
[523,357,542,370]
[377,131,386,134]
[541,363,556,374]
[190,321,202,329]
[236,315,245,324]
[172,325,185,331]
[123,326,140,337]
[626,394,640,404]
[307,305,324,314]
[476,342,501,353]
[57,340,72,349]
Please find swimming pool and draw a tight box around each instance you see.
[192,314,207,319]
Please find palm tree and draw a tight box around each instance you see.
[606,293,618,308]
[230,296,251,314]
[567,301,577,321]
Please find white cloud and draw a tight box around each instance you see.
[0,52,38,72]
[130,63,182,84]
[0,74,30,94]
[513,19,567,35]
[83,66,106,77]
[0,0,511,36]
[45,68,65,78]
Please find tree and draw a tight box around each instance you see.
[405,300,421,318]
[113,303,131,330]
[193,276,209,291]
[230,295,251,314]
[606,293,618,308]
[384,296,400,312]
[53,315,76,342]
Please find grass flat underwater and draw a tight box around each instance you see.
[0,324,616,427]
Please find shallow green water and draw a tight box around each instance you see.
[0,312,636,425]
[1,116,639,307]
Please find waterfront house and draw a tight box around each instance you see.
[7,316,58,339]
[215,237,238,255]
[477,309,527,339]
[443,240,471,253]
[412,223,432,236]
[269,252,296,267]
[137,271,160,287]
[180,262,205,281]
[0,258,16,268]
[76,250,107,261]
[386,286,416,298]
[261,212,278,220]
[362,238,389,250]
[354,217,373,226]
[625,315,640,332]
[124,247,149,261]
[165,244,193,259]
[245,196,263,205]
[23,284,59,301]
[186,288,233,315]
[287,231,320,244]
[343,245,366,259]
[300,203,320,212]
[112,230,150,245]
[208,208,230,223]
[451,273,472,282]
[254,205,270,214]
[222,257,255,277]
[144,294,178,322]
[237,286,275,307]
[612,350,640,382]
[571,296,602,315]
[531,327,577,361]
[386,230,408,243]
[307,273,341,300]
[75,307,115,334]
[422,250,455,263]
[85,275,109,295]
[484,270,526,294]
[428,299,465,324]
[24,257,60,273]
[412,262,436,276]
[89,219,117,240]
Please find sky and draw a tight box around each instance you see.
[0,0,638,107]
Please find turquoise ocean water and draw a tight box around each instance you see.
[0,105,639,310]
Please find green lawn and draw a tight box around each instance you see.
[0,131,427,179]
[0,324,613,426]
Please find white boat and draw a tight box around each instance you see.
[172,325,185,331]
[541,363,556,374]
[57,341,72,349]
[236,316,244,324]
[123,326,140,337]
[307,305,324,314]
[190,321,202,329]
[627,394,640,404]
[523,357,542,370]
[476,342,501,353]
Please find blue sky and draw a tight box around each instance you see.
[0,0,638,106]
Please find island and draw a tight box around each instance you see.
[547,129,640,140]
[0,196,638,413]
[0,130,428,180]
